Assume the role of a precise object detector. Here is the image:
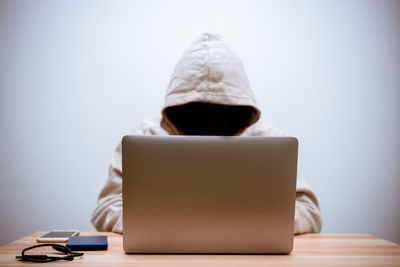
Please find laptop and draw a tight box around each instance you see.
[122,136,298,254]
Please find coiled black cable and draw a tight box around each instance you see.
[16,243,84,263]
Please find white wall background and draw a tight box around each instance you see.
[1,0,399,246]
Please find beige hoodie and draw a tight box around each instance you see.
[91,33,322,234]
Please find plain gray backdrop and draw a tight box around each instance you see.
[0,0,399,245]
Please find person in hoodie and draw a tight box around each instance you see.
[91,33,322,234]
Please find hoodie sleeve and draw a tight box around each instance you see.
[244,121,322,234]
[91,116,166,233]
[91,142,124,233]
[294,173,322,234]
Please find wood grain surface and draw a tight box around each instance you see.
[0,232,399,266]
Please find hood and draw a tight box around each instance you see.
[161,33,261,135]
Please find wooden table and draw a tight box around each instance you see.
[0,232,399,266]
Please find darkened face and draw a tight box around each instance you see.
[165,102,255,136]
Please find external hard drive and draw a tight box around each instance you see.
[66,236,108,251]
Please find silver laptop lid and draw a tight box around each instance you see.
[122,136,298,254]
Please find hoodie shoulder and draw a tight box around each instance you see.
[133,115,169,135]
[241,120,285,137]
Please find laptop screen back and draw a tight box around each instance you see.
[122,136,298,254]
